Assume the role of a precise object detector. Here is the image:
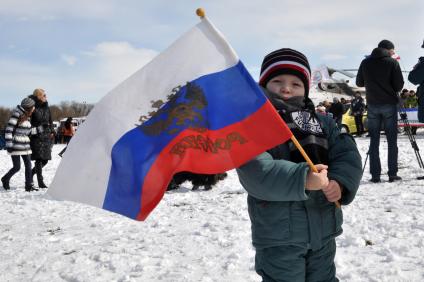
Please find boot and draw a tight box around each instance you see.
[389,175,402,183]
[36,171,48,188]
[25,183,38,192]
[192,185,199,191]
[1,176,10,190]
[38,181,48,189]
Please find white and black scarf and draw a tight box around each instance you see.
[262,88,329,164]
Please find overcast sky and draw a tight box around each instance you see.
[0,0,423,107]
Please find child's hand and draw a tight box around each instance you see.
[305,164,329,191]
[322,180,342,202]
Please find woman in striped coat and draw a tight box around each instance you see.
[1,98,38,192]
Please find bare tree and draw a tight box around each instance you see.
[49,105,62,121]
[0,101,94,130]
[54,101,94,121]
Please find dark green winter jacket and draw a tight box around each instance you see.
[237,114,362,251]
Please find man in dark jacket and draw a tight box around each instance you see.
[408,40,424,123]
[356,39,404,183]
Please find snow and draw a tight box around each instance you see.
[1,136,424,281]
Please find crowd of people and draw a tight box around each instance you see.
[315,93,366,136]
[315,88,420,138]
[1,39,423,281]
[399,88,418,108]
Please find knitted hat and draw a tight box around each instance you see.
[20,97,35,110]
[378,39,395,50]
[259,48,311,97]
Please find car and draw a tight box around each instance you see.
[340,108,367,134]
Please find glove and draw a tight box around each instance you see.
[7,148,13,153]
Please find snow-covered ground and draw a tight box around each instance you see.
[1,134,424,282]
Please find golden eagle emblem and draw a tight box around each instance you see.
[139,82,208,136]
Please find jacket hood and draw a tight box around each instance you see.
[370,47,391,59]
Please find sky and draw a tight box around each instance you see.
[0,0,423,108]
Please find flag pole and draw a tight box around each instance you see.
[290,135,341,208]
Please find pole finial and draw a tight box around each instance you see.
[196,8,205,18]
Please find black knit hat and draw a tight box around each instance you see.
[378,39,395,50]
[259,48,311,97]
[20,97,35,110]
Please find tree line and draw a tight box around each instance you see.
[0,101,94,130]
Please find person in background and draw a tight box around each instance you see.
[58,117,75,157]
[340,97,350,113]
[237,48,362,281]
[329,97,344,127]
[356,39,404,183]
[350,91,366,136]
[408,39,424,123]
[405,90,418,108]
[404,90,419,134]
[61,117,75,144]
[399,89,409,109]
[29,88,54,188]
[316,105,327,115]
[1,98,38,192]
[322,100,334,119]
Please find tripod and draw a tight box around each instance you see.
[398,107,424,179]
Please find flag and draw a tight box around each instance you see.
[311,65,333,86]
[48,17,292,220]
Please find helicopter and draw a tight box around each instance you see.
[307,65,364,104]
[311,65,365,97]
[310,52,412,102]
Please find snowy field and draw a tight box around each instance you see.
[1,134,424,282]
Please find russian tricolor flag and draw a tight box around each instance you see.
[48,17,292,220]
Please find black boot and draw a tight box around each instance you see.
[36,171,48,188]
[38,181,48,189]
[25,183,38,192]
[192,185,199,191]
[1,177,10,190]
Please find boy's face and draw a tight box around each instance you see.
[265,74,305,100]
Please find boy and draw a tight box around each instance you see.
[237,48,362,281]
